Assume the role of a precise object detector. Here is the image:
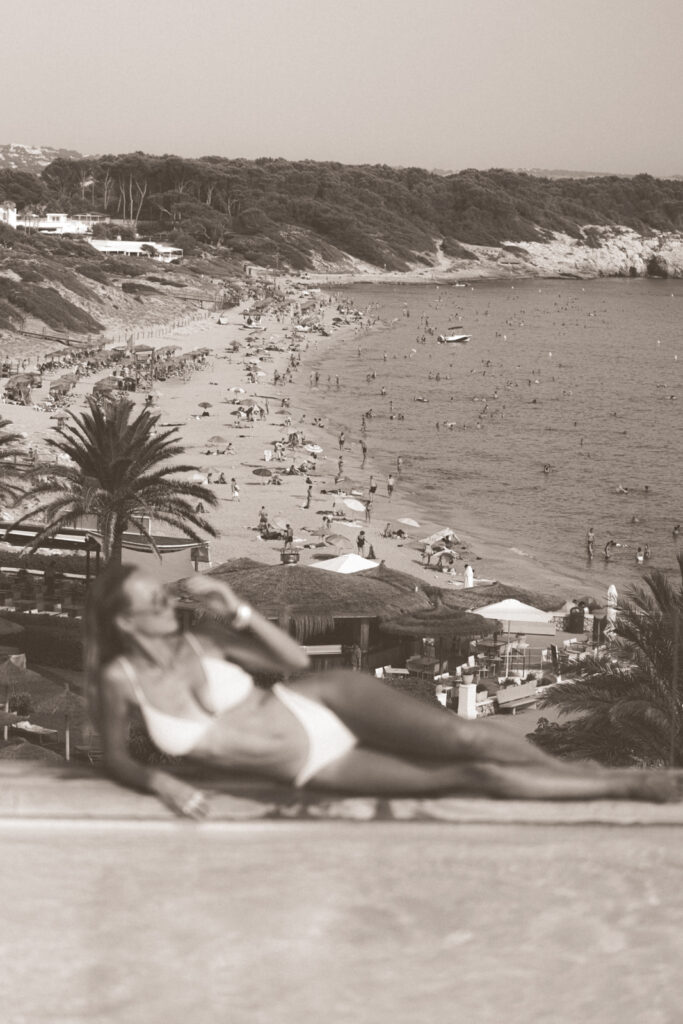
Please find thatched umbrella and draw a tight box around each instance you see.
[191,559,434,641]
[381,608,500,643]
[427,581,561,614]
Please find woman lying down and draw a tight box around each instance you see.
[85,567,682,819]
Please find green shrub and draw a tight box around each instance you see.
[76,262,109,284]
[100,257,147,277]
[15,264,44,283]
[122,280,159,295]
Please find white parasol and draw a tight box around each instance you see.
[474,598,555,676]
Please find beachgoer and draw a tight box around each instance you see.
[364,498,373,522]
[356,530,366,556]
[463,564,474,588]
[635,547,644,564]
[304,481,313,509]
[586,528,595,560]
[350,642,362,672]
[360,439,367,467]
[644,544,651,560]
[396,455,403,475]
[217,472,227,485]
[387,474,395,499]
[369,476,377,497]
[674,525,681,541]
[604,540,617,561]
[87,567,683,816]
[338,431,345,451]
[230,478,240,502]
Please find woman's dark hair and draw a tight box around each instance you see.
[83,564,139,730]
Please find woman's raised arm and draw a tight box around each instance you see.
[179,575,310,676]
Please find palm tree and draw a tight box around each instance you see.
[16,397,218,564]
[534,555,683,767]
[0,417,25,511]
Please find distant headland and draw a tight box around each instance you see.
[1,147,682,336]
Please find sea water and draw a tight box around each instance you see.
[302,277,682,595]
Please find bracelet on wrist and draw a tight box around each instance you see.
[230,603,252,631]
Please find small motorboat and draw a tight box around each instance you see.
[437,333,471,344]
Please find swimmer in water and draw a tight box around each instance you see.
[604,540,617,561]
[543,464,551,474]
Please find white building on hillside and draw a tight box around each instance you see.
[0,201,17,228]
[16,212,109,235]
[89,238,183,263]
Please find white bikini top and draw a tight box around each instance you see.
[120,633,254,757]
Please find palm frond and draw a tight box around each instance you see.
[17,396,217,564]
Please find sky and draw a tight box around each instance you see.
[4,0,683,176]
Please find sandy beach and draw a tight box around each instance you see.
[0,278,588,605]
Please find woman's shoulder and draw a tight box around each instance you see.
[101,655,135,692]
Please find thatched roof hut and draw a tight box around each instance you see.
[200,559,434,641]
[380,608,500,643]
[426,581,561,614]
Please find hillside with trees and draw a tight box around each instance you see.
[9,154,680,272]
[1,155,683,334]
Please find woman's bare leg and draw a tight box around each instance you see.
[290,671,583,771]
[308,747,681,803]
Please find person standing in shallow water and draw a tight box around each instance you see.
[86,567,683,818]
[387,474,395,499]
[586,527,595,560]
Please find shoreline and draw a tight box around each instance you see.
[286,322,599,601]
[2,279,611,606]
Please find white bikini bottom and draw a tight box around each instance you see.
[272,683,358,787]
